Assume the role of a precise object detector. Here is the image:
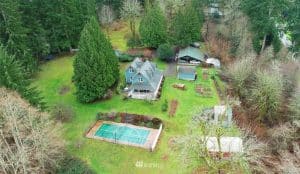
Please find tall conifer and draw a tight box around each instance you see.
[0,0,37,73]
[0,46,44,108]
[73,17,119,103]
[139,4,167,48]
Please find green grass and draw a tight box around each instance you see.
[33,23,243,172]
[153,58,168,70]
[33,56,228,173]
[106,23,129,52]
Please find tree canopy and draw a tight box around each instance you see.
[0,45,44,108]
[241,0,287,53]
[73,17,119,103]
[170,3,203,47]
[139,4,167,48]
[0,0,37,73]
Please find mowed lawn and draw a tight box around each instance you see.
[32,21,243,173]
[33,55,227,173]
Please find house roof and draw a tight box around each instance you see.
[205,137,243,153]
[177,66,196,80]
[178,46,205,61]
[178,66,196,74]
[129,58,163,91]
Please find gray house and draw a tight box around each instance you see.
[125,58,164,100]
[177,46,205,65]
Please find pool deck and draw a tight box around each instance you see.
[86,121,161,150]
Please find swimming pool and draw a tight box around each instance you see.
[94,123,150,145]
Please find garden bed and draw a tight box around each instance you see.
[96,112,162,129]
[169,100,178,117]
[195,84,213,98]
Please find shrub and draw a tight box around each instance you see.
[56,156,96,174]
[252,35,262,54]
[51,103,75,122]
[157,44,174,62]
[161,99,168,112]
[114,116,122,123]
[288,92,300,121]
[117,78,126,94]
[268,123,296,153]
[118,54,134,62]
[250,66,283,123]
[227,56,255,97]
[229,34,240,56]
[127,35,141,48]
[146,121,154,128]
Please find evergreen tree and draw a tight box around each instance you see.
[241,0,286,54]
[73,17,119,103]
[0,45,44,108]
[170,4,202,47]
[0,0,37,73]
[157,43,174,61]
[39,0,95,53]
[286,0,300,52]
[19,0,50,58]
[139,4,167,48]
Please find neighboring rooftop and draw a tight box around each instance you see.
[178,46,205,62]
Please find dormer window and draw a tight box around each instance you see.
[129,67,134,73]
[139,77,143,82]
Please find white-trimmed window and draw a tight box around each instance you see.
[139,77,143,82]
[129,67,134,73]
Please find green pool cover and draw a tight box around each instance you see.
[95,123,150,145]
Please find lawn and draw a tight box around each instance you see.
[33,56,234,173]
[32,21,242,173]
[106,21,130,52]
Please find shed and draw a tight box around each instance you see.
[177,46,205,65]
[177,66,197,81]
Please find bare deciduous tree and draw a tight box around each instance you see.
[0,88,64,174]
[158,0,185,20]
[120,0,142,40]
[98,5,115,37]
[174,111,269,173]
